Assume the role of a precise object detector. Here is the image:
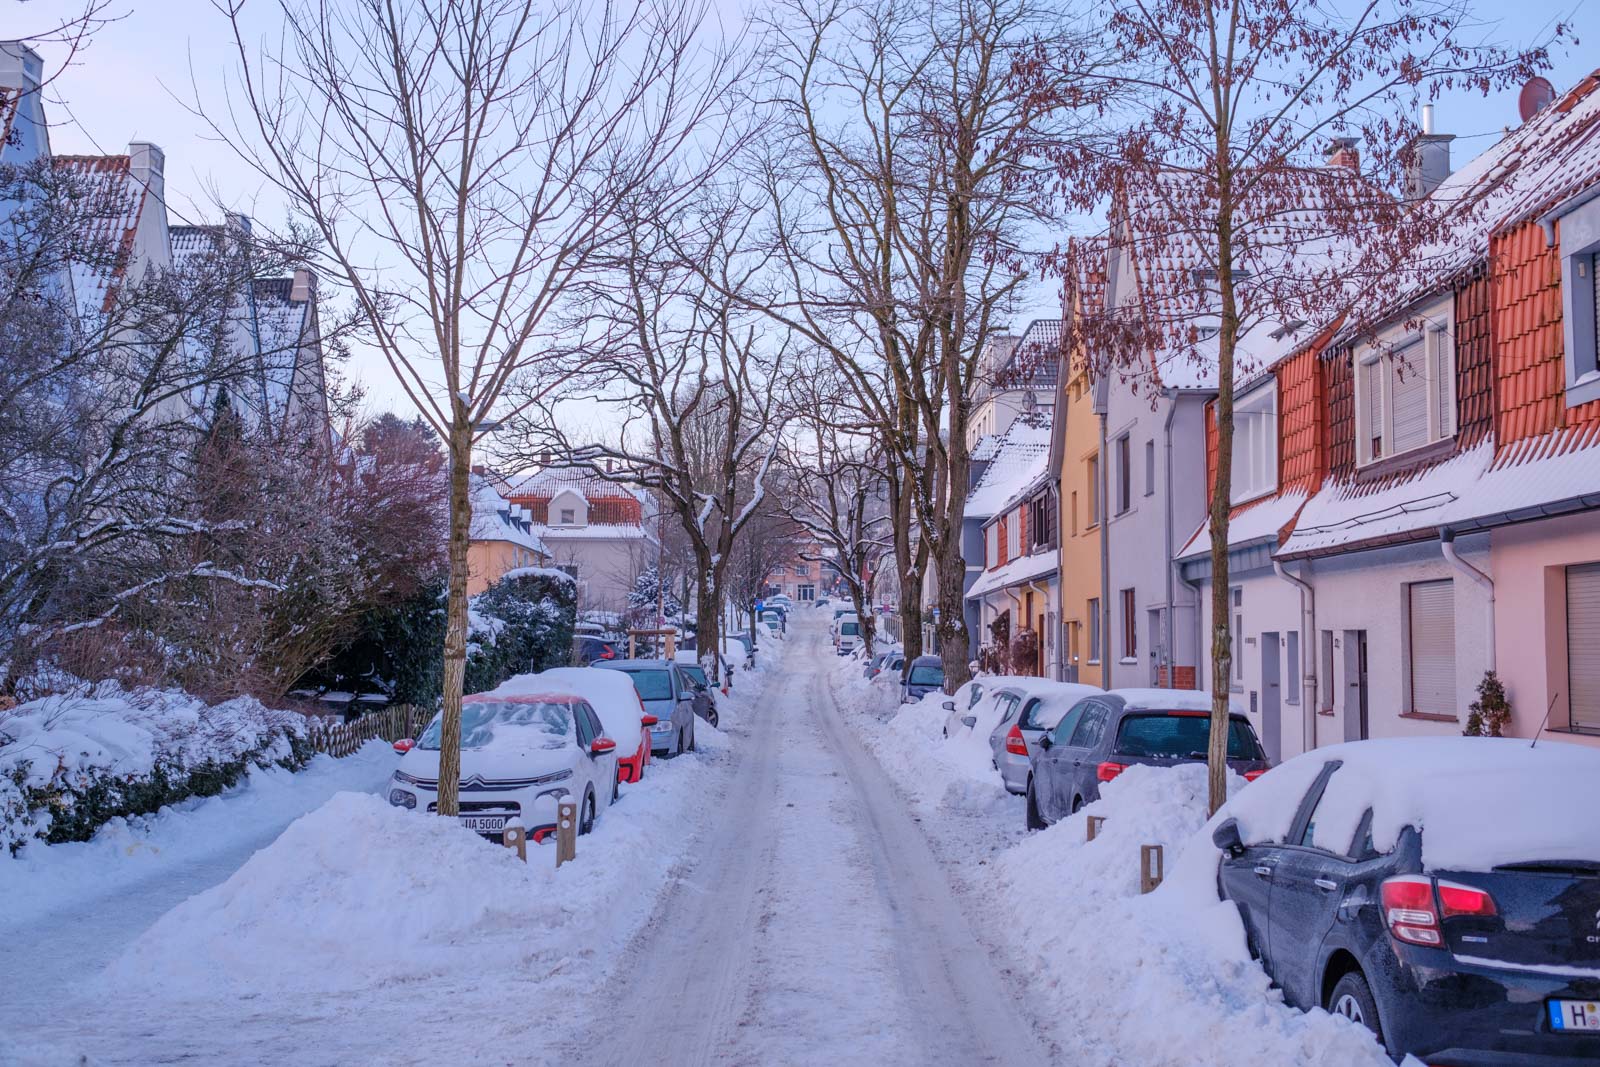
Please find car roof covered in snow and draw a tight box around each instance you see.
[1223,737,1600,871]
[1104,688,1246,715]
[486,667,646,736]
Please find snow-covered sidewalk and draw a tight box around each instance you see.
[827,660,1396,1067]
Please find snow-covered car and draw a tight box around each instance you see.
[1208,737,1600,1065]
[593,659,698,756]
[1027,688,1265,822]
[519,667,655,784]
[900,655,943,704]
[864,647,903,680]
[980,679,1105,795]
[940,677,990,737]
[388,693,619,842]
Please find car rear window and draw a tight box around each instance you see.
[1114,713,1263,760]
[841,622,860,636]
[908,664,942,686]
[620,669,674,701]
[679,665,708,687]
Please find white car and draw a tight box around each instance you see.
[833,613,862,655]
[388,692,620,843]
[940,677,991,737]
[503,667,654,785]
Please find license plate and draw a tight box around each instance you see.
[1550,1000,1600,1032]
[460,814,506,833]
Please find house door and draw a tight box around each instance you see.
[1343,630,1370,741]
[1260,631,1282,762]
[1148,608,1165,686]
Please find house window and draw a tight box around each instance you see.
[1556,198,1600,408]
[1319,630,1335,711]
[1144,439,1156,496]
[1355,297,1456,466]
[1068,620,1080,664]
[1087,598,1101,663]
[1231,586,1244,686]
[1006,510,1022,560]
[1407,579,1457,716]
[1070,491,1078,537]
[1115,435,1131,514]
[559,507,576,524]
[1120,588,1137,661]
[794,564,808,576]
[1086,455,1100,526]
[1567,562,1600,729]
[986,523,1000,568]
[1285,631,1301,705]
[1030,492,1054,549]
[1231,382,1278,503]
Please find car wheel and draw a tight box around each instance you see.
[1026,779,1047,831]
[1327,971,1382,1043]
[1071,795,1084,815]
[579,789,596,835]
[707,709,718,728]
[676,729,685,757]
[688,725,696,752]
[612,772,621,803]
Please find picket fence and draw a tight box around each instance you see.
[305,703,432,758]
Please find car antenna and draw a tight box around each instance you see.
[1529,690,1560,748]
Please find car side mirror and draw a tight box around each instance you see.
[1038,734,1053,750]
[590,738,617,756]
[1212,817,1245,856]
[393,738,415,754]
[942,700,956,712]
[640,714,658,727]
[960,715,976,728]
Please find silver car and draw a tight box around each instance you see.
[986,681,1104,794]
[593,659,698,756]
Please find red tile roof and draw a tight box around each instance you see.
[52,154,147,313]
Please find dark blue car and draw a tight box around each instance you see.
[1211,739,1600,1064]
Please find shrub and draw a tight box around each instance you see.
[1463,671,1513,738]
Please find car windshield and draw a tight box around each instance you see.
[679,665,708,687]
[1114,713,1263,760]
[621,669,674,701]
[418,700,572,751]
[908,664,942,686]
[840,622,860,636]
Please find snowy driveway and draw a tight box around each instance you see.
[556,623,1051,1066]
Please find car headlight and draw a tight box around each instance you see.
[394,769,434,788]
[651,721,673,732]
[388,788,416,809]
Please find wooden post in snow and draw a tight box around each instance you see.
[1140,844,1165,894]
[555,798,578,867]
[1087,815,1106,841]
[502,820,527,862]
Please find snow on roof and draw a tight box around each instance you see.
[507,465,645,502]
[53,154,147,314]
[1226,736,1600,871]
[470,475,546,555]
[966,416,1052,519]
[490,667,644,738]
[1176,488,1309,561]
[966,550,1058,599]
[535,523,655,542]
[970,433,1004,463]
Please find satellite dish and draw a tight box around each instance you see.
[1519,77,1557,123]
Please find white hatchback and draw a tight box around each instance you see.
[388,693,619,843]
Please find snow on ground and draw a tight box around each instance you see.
[828,665,1396,1067]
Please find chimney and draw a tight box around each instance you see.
[0,40,43,94]
[128,142,165,201]
[290,267,315,303]
[1402,106,1454,200]
[540,450,553,466]
[0,42,47,158]
[1323,136,1360,172]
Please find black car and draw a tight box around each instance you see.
[1027,692,1269,828]
[573,634,622,665]
[1211,746,1600,1064]
[674,659,720,727]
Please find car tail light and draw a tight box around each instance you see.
[1096,761,1128,782]
[1004,725,1029,756]
[1436,879,1497,920]
[1242,768,1268,782]
[1382,875,1444,946]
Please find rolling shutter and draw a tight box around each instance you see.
[1568,563,1600,730]
[1408,580,1457,716]
[1363,359,1384,458]
[1391,343,1430,454]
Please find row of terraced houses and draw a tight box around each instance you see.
[959,70,1600,758]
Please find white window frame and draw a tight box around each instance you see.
[559,507,576,525]
[1354,294,1457,467]
[1230,380,1278,505]
[1556,196,1600,409]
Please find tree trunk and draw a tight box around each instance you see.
[1208,193,1239,817]
[438,418,473,818]
[696,553,721,683]
[934,528,971,693]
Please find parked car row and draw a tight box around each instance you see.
[924,672,1600,1065]
[386,655,723,845]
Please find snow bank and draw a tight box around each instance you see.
[103,740,723,1004]
[987,764,1392,1067]
[0,682,306,851]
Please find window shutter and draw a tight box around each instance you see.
[1567,563,1600,729]
[1408,580,1457,716]
[1391,344,1430,454]
[1432,327,1454,438]
[1363,359,1384,459]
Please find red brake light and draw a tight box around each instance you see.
[1381,875,1442,946]
[1437,879,1497,919]
[1242,768,1268,782]
[1096,761,1128,782]
[1004,725,1029,756]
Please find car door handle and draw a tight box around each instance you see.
[1314,878,1339,892]
[1253,866,1274,879]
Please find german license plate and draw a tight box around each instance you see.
[460,814,506,833]
[1550,999,1600,1032]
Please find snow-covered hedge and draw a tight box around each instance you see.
[0,683,310,854]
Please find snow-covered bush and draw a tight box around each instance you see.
[0,683,309,854]
[464,568,577,693]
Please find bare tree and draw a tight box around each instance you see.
[505,193,788,677]
[1049,0,1556,813]
[210,0,743,815]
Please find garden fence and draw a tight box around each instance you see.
[305,703,432,758]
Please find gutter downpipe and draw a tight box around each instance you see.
[1440,527,1494,673]
[1163,394,1179,688]
[1099,408,1112,688]
[1273,559,1318,753]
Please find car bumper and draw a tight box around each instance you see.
[1383,946,1600,1064]
[998,751,1030,794]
